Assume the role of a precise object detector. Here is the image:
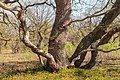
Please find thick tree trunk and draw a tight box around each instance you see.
[48,0,71,69]
[82,26,120,68]
[70,0,120,68]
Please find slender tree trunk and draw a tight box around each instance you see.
[80,42,98,69]
[0,44,2,54]
[37,32,44,65]
[48,0,71,69]
[70,0,120,68]
[0,39,2,54]
[12,39,19,53]
[119,32,120,46]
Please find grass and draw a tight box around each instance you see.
[0,52,38,63]
[0,42,120,80]
[0,52,120,80]
[1,67,120,80]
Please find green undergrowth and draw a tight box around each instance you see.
[65,42,77,56]
[1,66,120,80]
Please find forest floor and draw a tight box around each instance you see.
[0,50,120,80]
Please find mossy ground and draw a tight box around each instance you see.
[0,42,120,80]
[1,66,120,80]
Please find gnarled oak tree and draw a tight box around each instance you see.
[0,0,120,72]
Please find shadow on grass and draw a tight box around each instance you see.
[0,61,45,79]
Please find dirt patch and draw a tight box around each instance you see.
[0,61,40,75]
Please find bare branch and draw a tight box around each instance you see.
[0,32,11,41]
[112,35,119,42]
[0,1,21,11]
[98,48,120,53]
[94,0,110,14]
[36,31,43,49]
[0,32,4,38]
[0,37,10,41]
[4,0,18,4]
[79,48,120,54]
[64,8,116,27]
[24,1,55,10]
[98,26,120,46]
[0,37,11,47]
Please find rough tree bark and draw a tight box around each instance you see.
[82,26,120,69]
[48,0,71,70]
[80,42,98,69]
[70,0,120,68]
